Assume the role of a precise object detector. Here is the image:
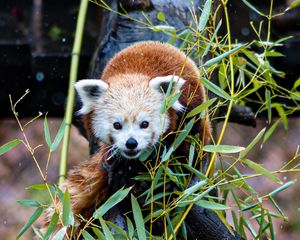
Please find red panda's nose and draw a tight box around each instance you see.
[126,138,138,150]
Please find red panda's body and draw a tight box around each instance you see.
[43,41,211,236]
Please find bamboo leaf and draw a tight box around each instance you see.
[17,200,41,208]
[289,0,300,9]
[44,116,52,148]
[51,121,66,151]
[196,200,230,210]
[99,217,114,240]
[161,146,174,162]
[27,184,46,191]
[242,159,282,183]
[200,78,232,100]
[186,98,216,118]
[157,11,166,21]
[188,142,195,166]
[172,117,195,150]
[166,92,181,110]
[198,0,212,31]
[203,20,222,56]
[106,221,129,237]
[265,89,272,124]
[62,189,74,226]
[17,207,43,239]
[203,145,245,153]
[126,216,134,239]
[52,226,67,240]
[43,212,59,240]
[163,166,179,184]
[275,104,288,130]
[204,44,246,67]
[93,186,132,218]
[263,119,280,144]
[241,0,265,16]
[269,180,296,196]
[183,180,208,196]
[0,139,20,156]
[239,128,266,159]
[92,227,106,240]
[131,194,146,240]
[82,230,96,240]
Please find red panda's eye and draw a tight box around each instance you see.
[140,121,149,129]
[113,122,122,130]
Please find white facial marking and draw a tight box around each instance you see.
[75,79,109,115]
[77,75,186,160]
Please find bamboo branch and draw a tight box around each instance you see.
[58,0,89,187]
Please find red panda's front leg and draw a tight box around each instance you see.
[42,151,109,237]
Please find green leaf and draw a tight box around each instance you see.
[82,230,96,240]
[196,200,229,210]
[241,0,265,16]
[126,216,134,239]
[62,189,74,226]
[203,145,245,153]
[274,104,288,130]
[17,207,43,239]
[182,180,208,201]
[263,119,280,144]
[188,142,195,166]
[152,25,176,33]
[157,11,166,21]
[139,147,154,162]
[203,20,222,56]
[99,217,114,240]
[186,98,216,118]
[17,200,41,207]
[268,180,295,196]
[52,226,67,240]
[200,78,232,100]
[173,117,195,150]
[93,187,132,218]
[204,44,246,67]
[43,212,59,240]
[166,212,176,240]
[0,139,20,156]
[26,183,48,191]
[167,92,181,111]
[44,116,52,148]
[289,0,300,9]
[51,121,66,151]
[265,89,272,124]
[163,166,179,184]
[242,159,282,183]
[131,194,146,240]
[161,146,174,162]
[106,221,128,237]
[198,0,212,31]
[265,51,284,57]
[93,227,106,240]
[239,128,266,159]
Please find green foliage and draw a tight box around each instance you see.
[9,0,300,239]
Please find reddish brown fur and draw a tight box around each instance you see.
[43,42,211,236]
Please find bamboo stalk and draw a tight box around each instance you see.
[58,0,89,186]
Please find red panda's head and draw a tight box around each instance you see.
[75,74,185,159]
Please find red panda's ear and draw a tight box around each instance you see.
[75,79,108,115]
[149,75,186,112]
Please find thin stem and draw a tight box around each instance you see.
[58,0,89,186]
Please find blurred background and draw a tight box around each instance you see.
[0,0,299,239]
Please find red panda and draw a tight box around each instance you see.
[43,41,211,235]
